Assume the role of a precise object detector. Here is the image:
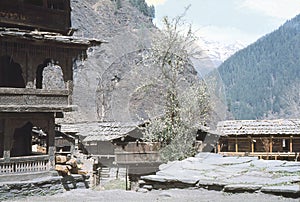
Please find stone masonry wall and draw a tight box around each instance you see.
[0,177,63,200]
[0,175,89,200]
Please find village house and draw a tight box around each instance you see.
[217,119,300,161]
[0,0,101,180]
[60,122,162,188]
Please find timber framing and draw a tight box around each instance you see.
[0,0,103,178]
[0,0,72,35]
[0,28,103,87]
[216,119,300,161]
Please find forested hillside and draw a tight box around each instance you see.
[218,14,300,120]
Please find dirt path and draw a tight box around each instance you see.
[8,188,298,202]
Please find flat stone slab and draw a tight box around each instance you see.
[262,185,300,194]
[224,184,262,192]
[141,153,300,198]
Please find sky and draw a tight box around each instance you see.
[145,0,300,45]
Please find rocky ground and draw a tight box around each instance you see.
[7,188,299,202]
[6,153,300,201]
[141,153,300,197]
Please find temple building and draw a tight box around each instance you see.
[0,0,102,176]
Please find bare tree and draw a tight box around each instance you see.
[141,12,211,161]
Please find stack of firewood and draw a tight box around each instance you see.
[55,155,87,175]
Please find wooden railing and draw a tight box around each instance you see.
[0,88,69,105]
[0,155,50,174]
[115,151,161,164]
[219,152,299,160]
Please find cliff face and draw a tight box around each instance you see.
[62,0,157,123]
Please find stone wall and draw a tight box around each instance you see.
[0,177,63,200]
[0,174,89,200]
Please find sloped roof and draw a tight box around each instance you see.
[0,27,104,47]
[217,119,300,136]
[60,122,142,142]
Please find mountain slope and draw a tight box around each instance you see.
[61,0,157,122]
[64,0,242,123]
[218,14,300,120]
[195,39,244,76]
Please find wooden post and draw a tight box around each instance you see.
[48,113,56,169]
[66,80,73,105]
[251,138,254,153]
[125,166,128,191]
[290,136,293,152]
[3,119,14,162]
[217,142,221,153]
[235,137,238,153]
[269,136,273,153]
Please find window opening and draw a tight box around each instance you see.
[24,0,44,7]
[47,0,65,10]
[0,56,25,88]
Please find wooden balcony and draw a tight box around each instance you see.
[0,88,75,112]
[0,1,71,35]
[0,155,50,175]
[115,151,161,164]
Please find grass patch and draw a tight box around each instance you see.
[93,179,128,191]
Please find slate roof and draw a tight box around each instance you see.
[61,122,142,142]
[217,119,300,136]
[0,27,104,46]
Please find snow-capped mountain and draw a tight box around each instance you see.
[194,38,245,76]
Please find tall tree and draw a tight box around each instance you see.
[142,12,211,161]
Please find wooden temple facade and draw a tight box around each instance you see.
[0,0,101,177]
[217,119,300,161]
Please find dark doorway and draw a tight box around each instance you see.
[282,139,290,152]
[0,55,25,88]
[11,122,33,157]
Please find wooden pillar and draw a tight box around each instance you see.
[217,142,221,153]
[42,0,47,8]
[25,54,41,88]
[290,136,293,152]
[3,119,15,162]
[48,113,56,168]
[60,56,73,84]
[269,136,273,153]
[67,80,73,105]
[0,119,3,158]
[251,138,254,153]
[235,137,238,153]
